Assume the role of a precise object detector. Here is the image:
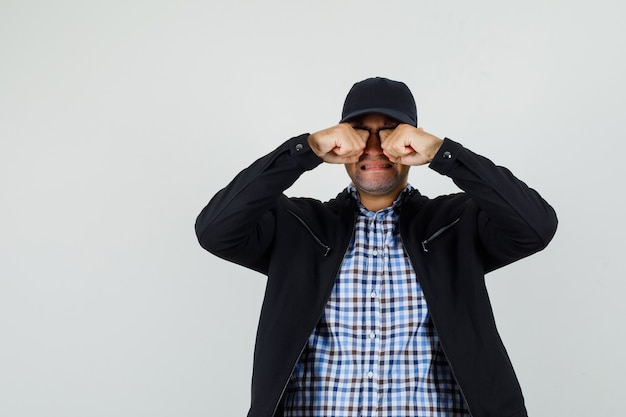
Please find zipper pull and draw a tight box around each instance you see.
[421,217,461,253]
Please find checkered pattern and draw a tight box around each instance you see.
[283,185,470,417]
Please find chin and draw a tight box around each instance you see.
[354,179,402,197]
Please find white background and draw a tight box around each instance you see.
[1,0,624,416]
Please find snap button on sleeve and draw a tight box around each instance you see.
[442,151,452,159]
[295,143,304,152]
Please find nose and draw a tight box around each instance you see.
[364,131,384,154]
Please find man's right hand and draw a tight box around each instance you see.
[307,123,368,164]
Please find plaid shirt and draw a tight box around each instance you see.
[283,185,470,417]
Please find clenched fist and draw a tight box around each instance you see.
[307,123,369,164]
[379,125,444,166]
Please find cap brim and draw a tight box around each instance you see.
[340,107,416,126]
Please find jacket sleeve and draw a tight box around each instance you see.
[429,138,558,271]
[195,134,323,274]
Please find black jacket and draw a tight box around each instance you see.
[195,134,558,417]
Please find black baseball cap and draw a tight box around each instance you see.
[340,77,417,126]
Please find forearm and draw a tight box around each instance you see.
[429,138,558,254]
[195,134,322,269]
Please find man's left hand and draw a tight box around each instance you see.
[379,125,444,166]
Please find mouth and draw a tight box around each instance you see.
[359,160,394,171]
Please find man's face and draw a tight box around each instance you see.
[345,113,410,200]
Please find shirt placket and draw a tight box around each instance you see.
[363,212,386,417]
[378,215,396,416]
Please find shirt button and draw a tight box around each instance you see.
[370,291,377,298]
[367,371,374,379]
[295,143,304,152]
[443,150,452,159]
[369,332,376,339]
[372,249,378,256]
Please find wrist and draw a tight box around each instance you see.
[427,137,444,162]
[429,138,462,174]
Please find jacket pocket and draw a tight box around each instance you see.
[288,210,332,256]
[421,217,461,252]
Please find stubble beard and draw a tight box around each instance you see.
[352,171,408,197]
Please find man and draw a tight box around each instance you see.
[195,77,558,417]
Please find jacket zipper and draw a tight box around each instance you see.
[433,331,474,416]
[270,244,355,417]
[407,216,473,416]
[402,262,474,416]
[271,211,356,417]
[270,333,310,417]
[288,210,332,256]
[421,217,461,252]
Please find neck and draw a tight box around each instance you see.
[358,191,401,212]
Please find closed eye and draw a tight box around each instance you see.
[352,125,399,133]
